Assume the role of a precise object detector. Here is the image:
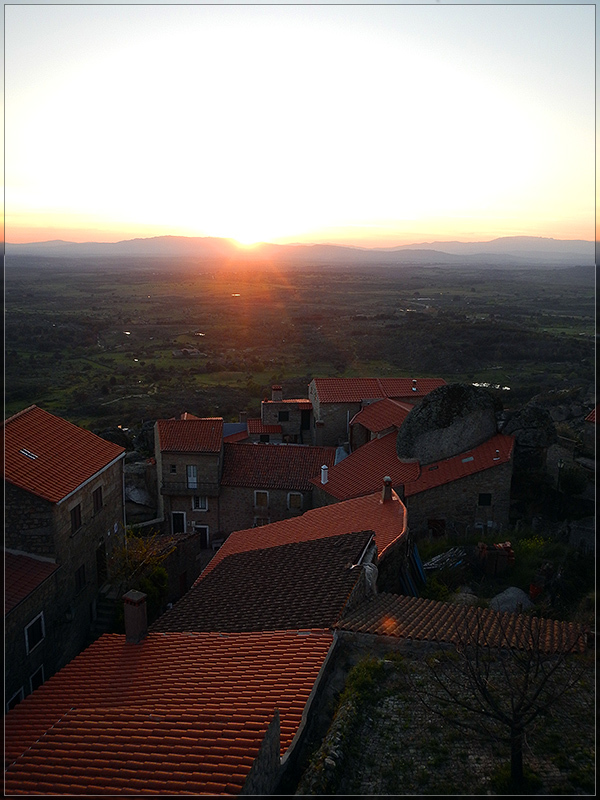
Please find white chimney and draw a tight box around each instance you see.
[321,465,329,484]
[412,379,417,392]
[123,589,148,644]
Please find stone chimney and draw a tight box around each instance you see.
[123,589,147,644]
[381,476,393,502]
[321,464,329,484]
[239,411,248,424]
[271,385,283,402]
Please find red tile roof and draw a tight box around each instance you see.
[263,399,312,407]
[584,406,596,424]
[156,418,224,453]
[220,443,337,490]
[312,431,514,501]
[3,406,125,504]
[311,377,446,403]
[247,418,282,434]
[5,551,60,614]
[223,429,249,443]
[202,489,407,578]
[5,630,334,793]
[153,531,373,634]
[350,398,414,433]
[338,593,587,654]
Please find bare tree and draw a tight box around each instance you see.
[407,608,588,790]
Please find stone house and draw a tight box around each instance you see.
[349,397,414,450]
[4,405,126,707]
[155,416,337,541]
[308,377,446,447]
[260,384,313,443]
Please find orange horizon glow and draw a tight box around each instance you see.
[5,220,595,247]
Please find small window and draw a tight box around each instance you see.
[278,410,289,422]
[259,434,270,443]
[70,503,82,534]
[288,492,303,510]
[75,564,86,595]
[25,612,45,654]
[186,464,198,489]
[170,464,177,474]
[192,495,208,511]
[254,490,269,508]
[6,688,24,712]
[30,665,45,693]
[92,486,103,514]
[478,493,492,507]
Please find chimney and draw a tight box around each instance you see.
[381,476,393,502]
[411,379,417,392]
[123,589,148,644]
[239,411,248,424]
[271,385,283,402]
[321,464,329,484]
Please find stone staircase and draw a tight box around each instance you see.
[90,583,122,640]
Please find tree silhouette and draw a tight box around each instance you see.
[407,608,588,790]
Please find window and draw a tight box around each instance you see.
[287,492,303,510]
[478,493,492,507]
[254,490,269,508]
[25,612,45,654]
[170,464,177,474]
[186,464,198,489]
[278,410,289,422]
[75,564,86,595]
[92,486,103,514]
[193,523,210,549]
[6,688,24,712]
[259,434,270,443]
[30,665,45,693]
[70,503,82,534]
[172,512,186,534]
[192,495,208,511]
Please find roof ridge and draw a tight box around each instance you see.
[2,404,39,426]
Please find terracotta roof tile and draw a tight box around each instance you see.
[156,418,224,453]
[350,398,414,432]
[220,442,337,490]
[3,406,125,504]
[313,431,514,501]
[311,377,446,403]
[246,418,282,434]
[338,593,587,654]
[153,532,373,633]
[201,489,407,579]
[5,550,60,614]
[5,630,334,794]
[584,405,596,423]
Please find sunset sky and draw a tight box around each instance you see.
[4,2,595,247]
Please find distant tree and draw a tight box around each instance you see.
[407,609,588,791]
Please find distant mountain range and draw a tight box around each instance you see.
[5,235,595,267]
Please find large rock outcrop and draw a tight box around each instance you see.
[396,383,498,465]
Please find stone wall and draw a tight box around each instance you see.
[5,484,55,557]
[218,485,310,535]
[405,462,513,537]
[241,711,281,795]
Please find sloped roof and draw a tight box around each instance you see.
[152,531,373,634]
[584,406,596,424]
[5,551,60,615]
[4,630,334,794]
[247,418,282,435]
[337,593,586,654]
[350,398,414,433]
[220,443,337,490]
[202,489,407,579]
[262,398,312,407]
[3,406,125,504]
[312,431,514,501]
[311,377,446,403]
[156,418,224,453]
